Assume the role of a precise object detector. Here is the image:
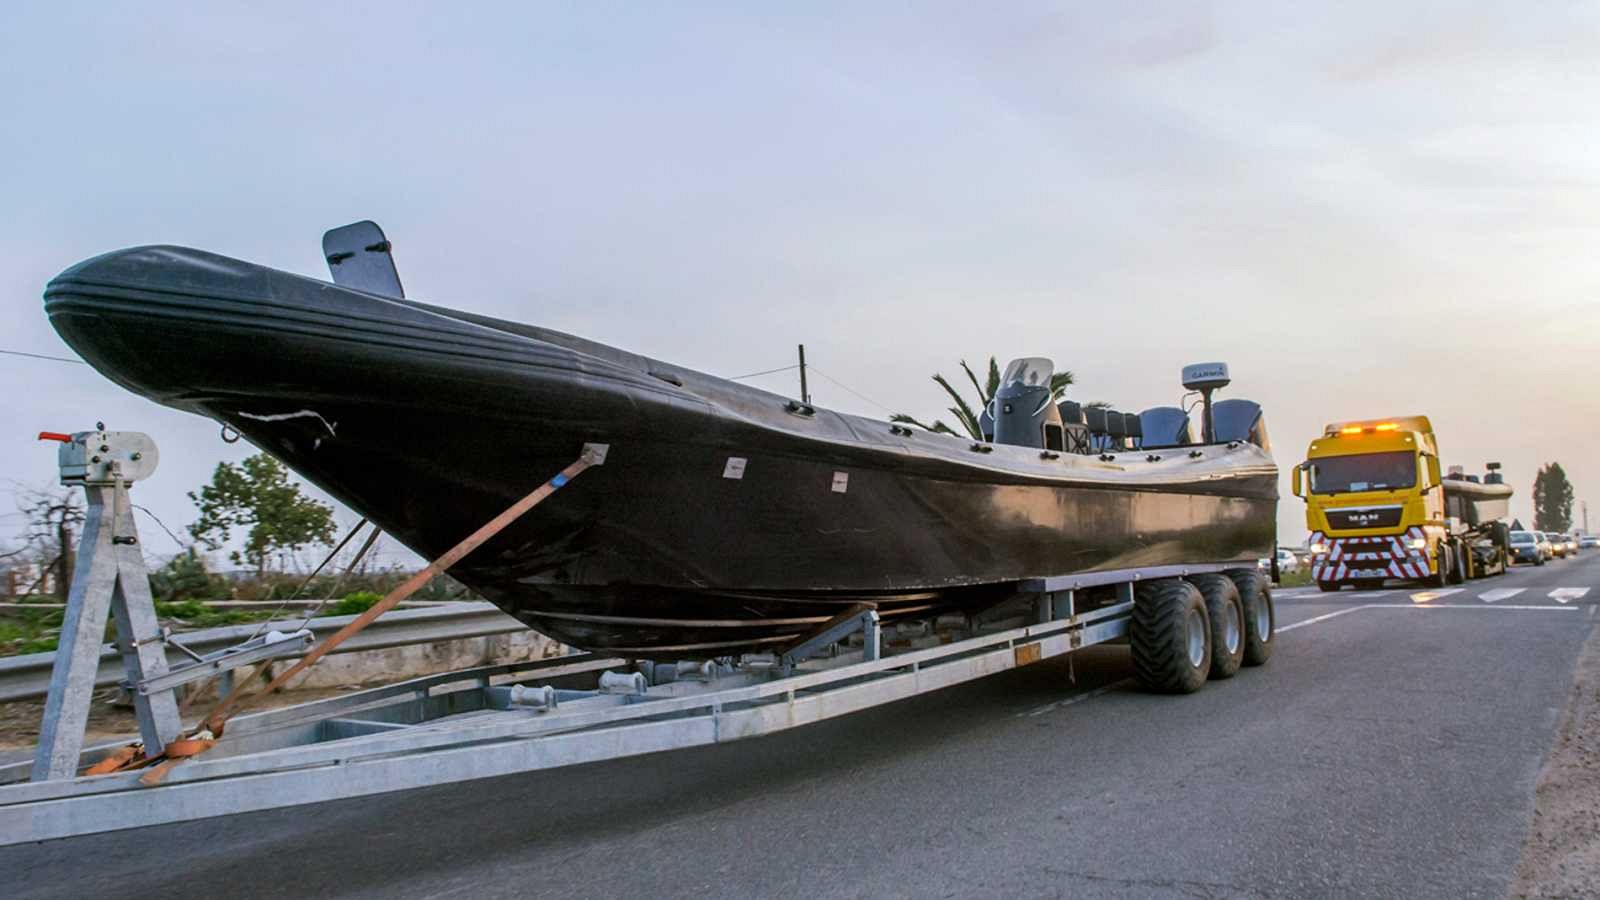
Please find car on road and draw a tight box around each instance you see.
[1509,530,1544,566]
[1542,532,1566,559]
[1258,547,1301,575]
[1565,535,1580,555]
[1582,534,1598,550]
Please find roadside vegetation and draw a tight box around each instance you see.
[0,451,480,657]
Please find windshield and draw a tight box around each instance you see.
[1000,357,1054,388]
[1510,531,1534,544]
[1308,451,1417,494]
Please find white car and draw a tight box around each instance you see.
[1258,547,1302,575]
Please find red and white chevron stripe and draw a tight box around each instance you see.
[1309,527,1431,583]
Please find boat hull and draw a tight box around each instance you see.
[45,246,1278,655]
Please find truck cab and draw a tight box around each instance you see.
[1292,417,1446,590]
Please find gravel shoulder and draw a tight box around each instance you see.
[1514,615,1600,898]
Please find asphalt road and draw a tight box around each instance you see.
[8,554,1600,899]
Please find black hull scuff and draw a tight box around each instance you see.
[45,246,1278,655]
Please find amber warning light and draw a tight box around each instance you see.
[1338,423,1399,436]
[38,432,73,443]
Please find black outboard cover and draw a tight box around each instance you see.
[993,357,1061,449]
[1211,398,1271,450]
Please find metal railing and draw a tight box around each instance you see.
[0,602,526,702]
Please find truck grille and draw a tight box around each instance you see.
[1324,506,1403,530]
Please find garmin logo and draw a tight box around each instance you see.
[1181,362,1231,391]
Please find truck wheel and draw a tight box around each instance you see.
[1131,579,1211,694]
[1428,545,1451,588]
[1450,543,1468,584]
[1317,580,1341,592]
[1225,568,1274,667]
[1188,574,1244,679]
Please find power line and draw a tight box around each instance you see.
[0,348,85,365]
[806,365,897,415]
[727,363,800,381]
[133,505,188,549]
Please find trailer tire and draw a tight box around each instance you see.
[1131,579,1211,694]
[1225,568,1274,667]
[1188,574,1244,679]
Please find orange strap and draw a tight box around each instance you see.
[131,448,602,786]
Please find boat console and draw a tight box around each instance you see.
[990,357,1267,455]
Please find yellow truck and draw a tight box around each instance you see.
[1292,416,1512,592]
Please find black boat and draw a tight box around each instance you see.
[44,223,1278,656]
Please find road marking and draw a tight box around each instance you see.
[1549,588,1591,604]
[1020,678,1133,718]
[1479,588,1525,603]
[1278,607,1369,632]
[1011,598,1574,717]
[1409,588,1464,604]
[1371,603,1579,612]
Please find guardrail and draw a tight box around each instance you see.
[0,602,526,702]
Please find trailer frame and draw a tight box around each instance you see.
[0,561,1255,846]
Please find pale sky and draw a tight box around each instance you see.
[3,2,1599,571]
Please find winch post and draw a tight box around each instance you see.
[32,428,182,781]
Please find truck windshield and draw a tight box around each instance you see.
[1308,451,1416,494]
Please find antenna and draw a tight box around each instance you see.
[1181,362,1230,443]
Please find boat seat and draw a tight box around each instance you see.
[1105,410,1128,450]
[1124,412,1143,449]
[1058,401,1092,453]
[1138,407,1196,448]
[1084,406,1109,450]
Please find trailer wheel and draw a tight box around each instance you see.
[1188,574,1244,679]
[1225,568,1274,667]
[1131,579,1211,694]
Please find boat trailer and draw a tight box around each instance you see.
[0,430,1272,846]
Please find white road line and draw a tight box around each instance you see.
[1409,588,1464,604]
[1549,587,1591,604]
[1020,679,1133,718]
[1365,603,1579,612]
[1278,607,1369,632]
[1018,599,1582,718]
[1479,588,1525,603]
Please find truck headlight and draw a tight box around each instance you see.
[1309,542,1329,555]
[1407,537,1426,550]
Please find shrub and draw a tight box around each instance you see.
[328,591,384,616]
[148,548,230,602]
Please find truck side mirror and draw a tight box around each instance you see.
[1291,464,1304,498]
[1425,454,1442,490]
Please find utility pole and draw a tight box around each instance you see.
[1583,500,1589,534]
[797,344,810,404]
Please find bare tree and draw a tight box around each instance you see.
[16,485,85,598]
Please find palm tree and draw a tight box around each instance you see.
[892,357,1086,440]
